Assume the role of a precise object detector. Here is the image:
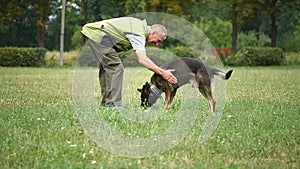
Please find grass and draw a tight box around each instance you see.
[0,66,299,168]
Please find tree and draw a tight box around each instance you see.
[187,0,229,23]
[256,0,300,47]
[215,0,260,54]
[2,0,299,52]
[145,0,193,16]
[194,17,232,48]
[34,1,51,47]
[46,0,81,51]
[0,0,51,47]
[125,0,146,14]
[277,4,300,51]
[60,0,66,66]
[0,1,35,46]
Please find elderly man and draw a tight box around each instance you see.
[81,17,177,109]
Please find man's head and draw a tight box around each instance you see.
[147,24,167,47]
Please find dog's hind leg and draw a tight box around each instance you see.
[196,69,215,112]
[210,77,215,93]
[198,85,215,112]
[207,91,215,112]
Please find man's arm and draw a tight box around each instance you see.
[125,34,177,84]
[135,49,177,84]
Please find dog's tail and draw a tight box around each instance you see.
[214,69,233,80]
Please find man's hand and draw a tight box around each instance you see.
[161,69,177,84]
[135,49,177,84]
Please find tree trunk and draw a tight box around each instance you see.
[231,4,238,54]
[271,14,277,47]
[37,26,45,47]
[37,4,45,47]
[270,0,277,47]
[82,0,88,45]
[59,0,66,66]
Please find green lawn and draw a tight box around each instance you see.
[0,66,299,168]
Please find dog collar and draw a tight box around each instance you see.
[149,83,162,96]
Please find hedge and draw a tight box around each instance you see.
[0,47,47,67]
[224,47,286,66]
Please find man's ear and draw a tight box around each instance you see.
[137,88,143,93]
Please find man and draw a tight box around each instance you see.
[81,17,177,109]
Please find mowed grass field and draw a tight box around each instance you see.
[0,66,299,168]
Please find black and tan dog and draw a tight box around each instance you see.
[137,57,233,112]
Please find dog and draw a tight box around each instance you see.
[137,57,233,112]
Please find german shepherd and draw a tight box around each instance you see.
[137,57,233,112]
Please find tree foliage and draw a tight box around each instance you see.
[0,0,50,47]
[255,0,300,47]
[0,0,300,52]
[194,17,232,48]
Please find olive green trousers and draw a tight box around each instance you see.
[87,39,124,106]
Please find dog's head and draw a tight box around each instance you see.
[137,82,161,108]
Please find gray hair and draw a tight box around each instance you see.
[150,24,167,38]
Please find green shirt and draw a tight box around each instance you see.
[81,17,148,51]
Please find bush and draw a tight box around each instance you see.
[0,47,46,67]
[237,31,271,51]
[44,50,79,67]
[71,26,83,50]
[286,52,300,65]
[167,46,197,58]
[224,47,286,66]
[214,48,233,61]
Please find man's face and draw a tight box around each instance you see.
[146,32,166,47]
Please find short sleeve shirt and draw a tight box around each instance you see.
[125,34,146,51]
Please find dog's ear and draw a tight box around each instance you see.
[137,88,143,93]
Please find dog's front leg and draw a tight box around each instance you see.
[163,91,171,110]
